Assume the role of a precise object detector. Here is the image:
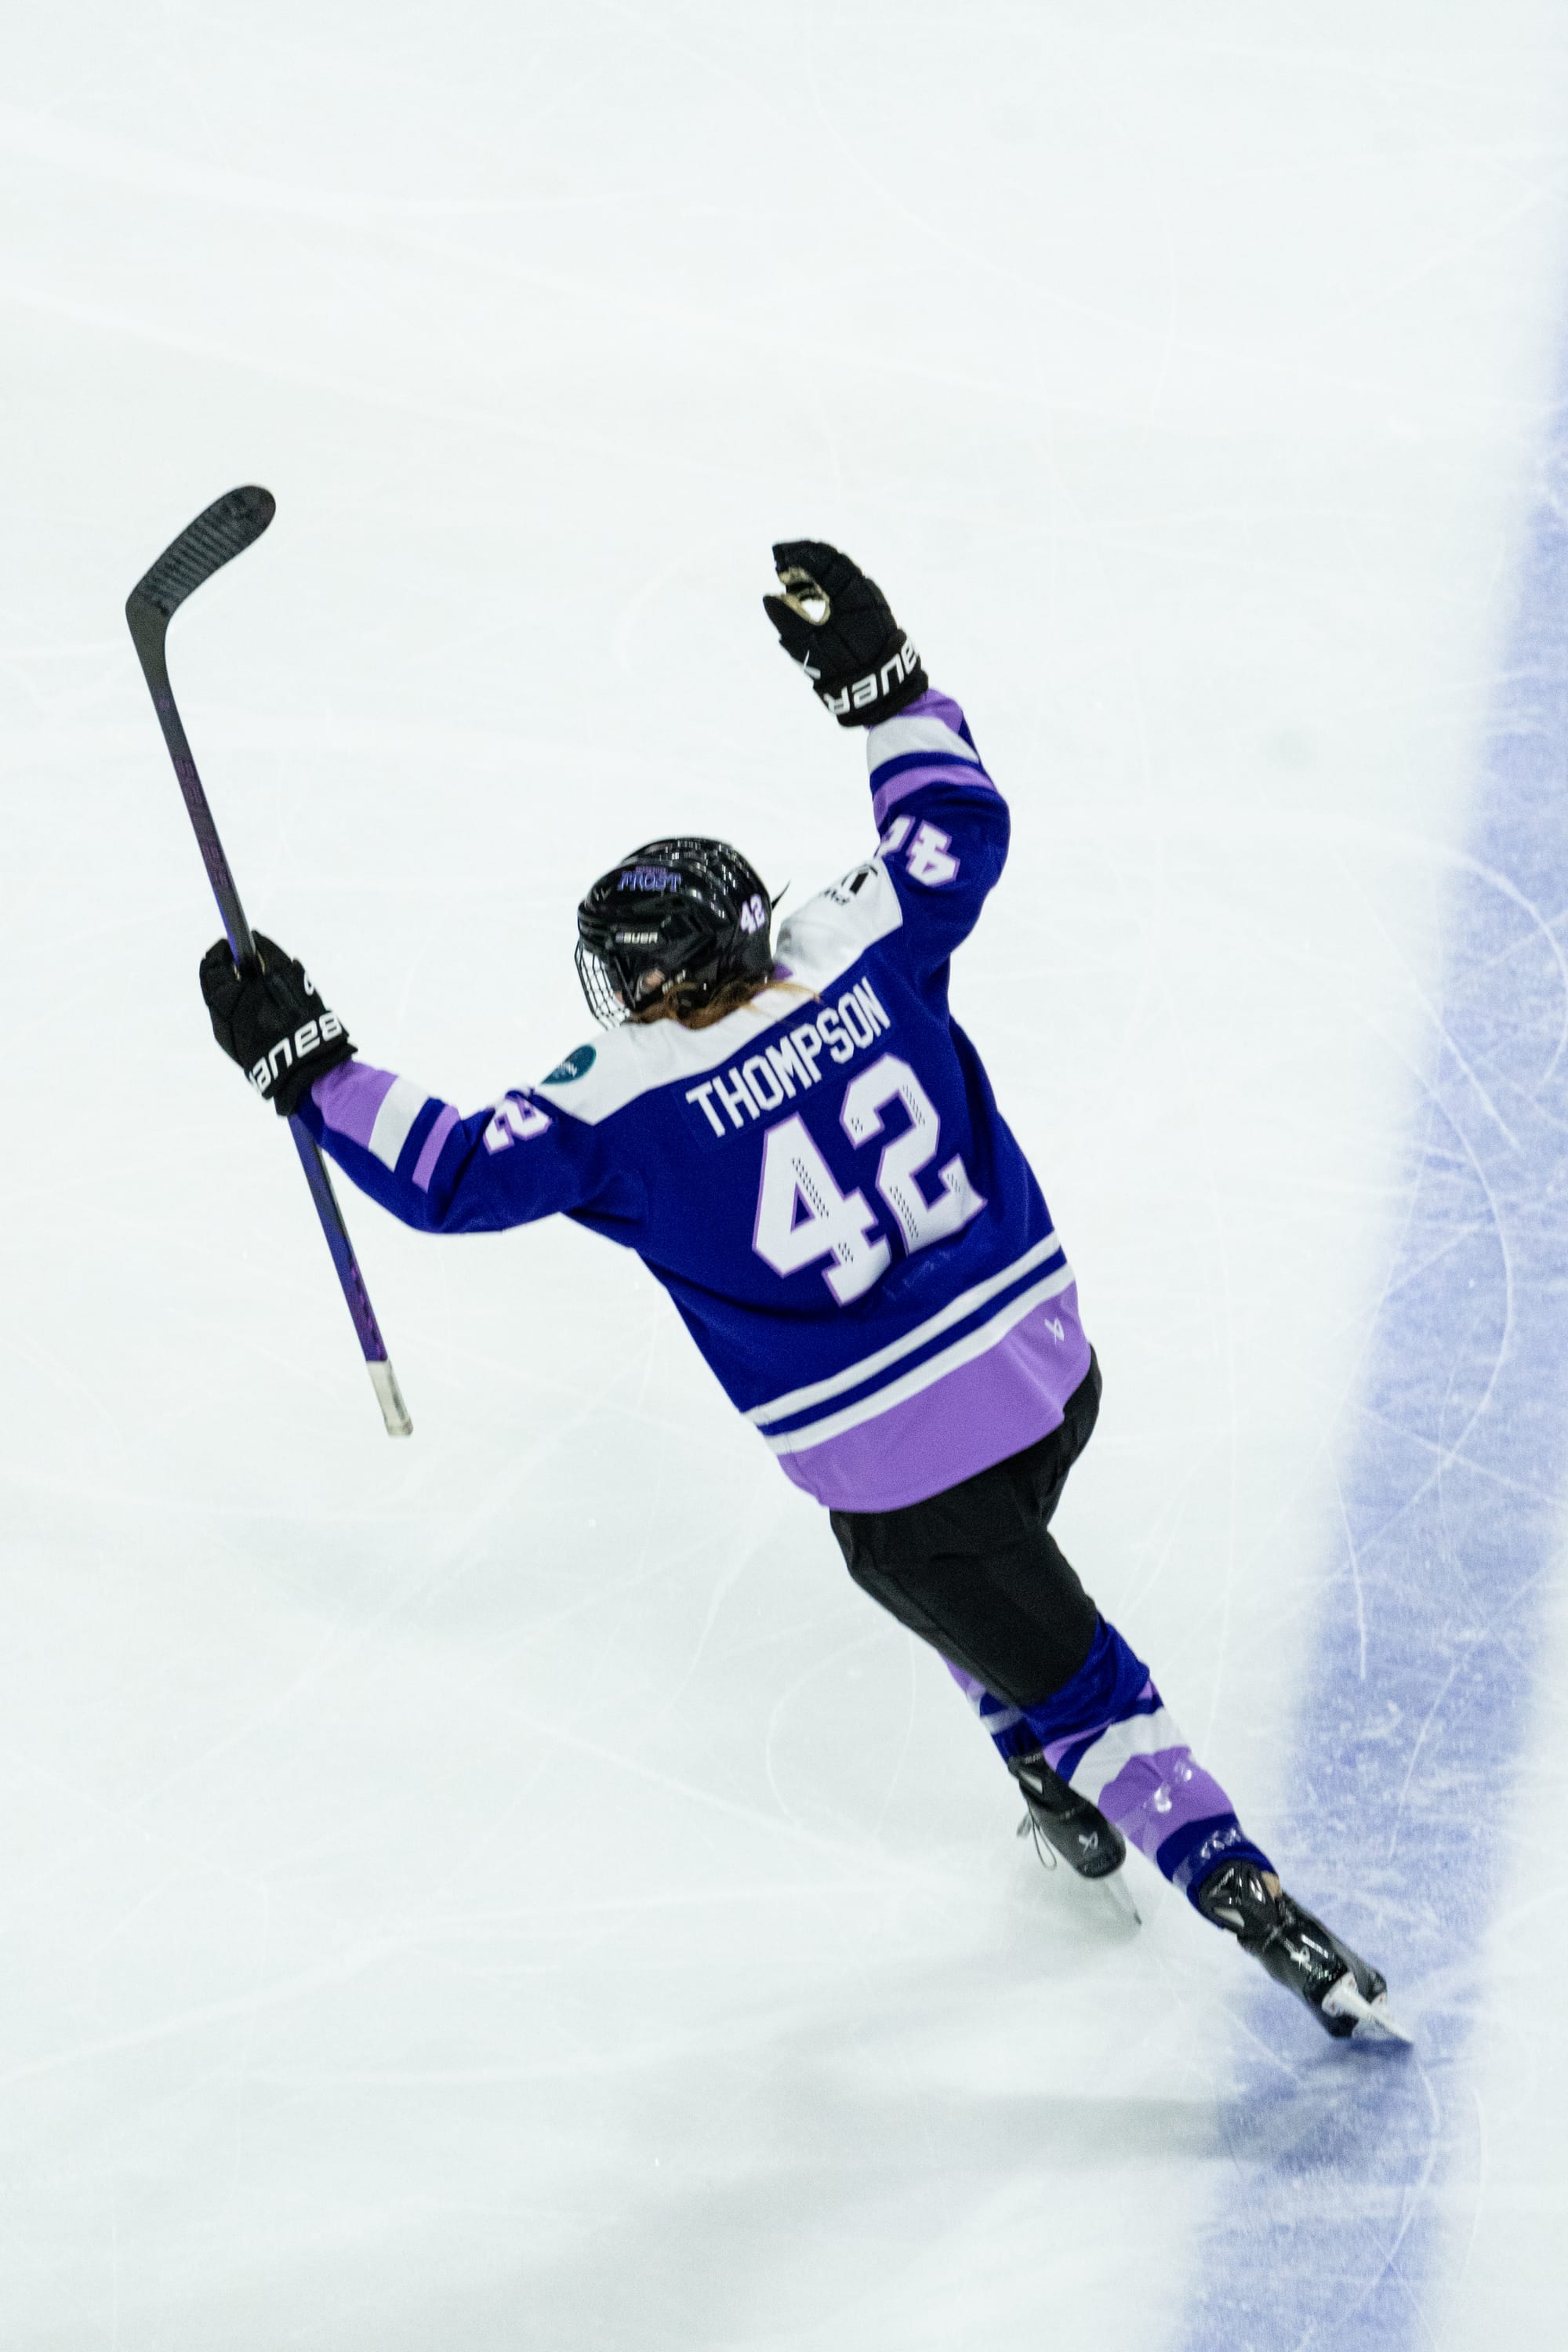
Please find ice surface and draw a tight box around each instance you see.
[2,6,1568,2347]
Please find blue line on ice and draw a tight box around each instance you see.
[1181,410,1568,2342]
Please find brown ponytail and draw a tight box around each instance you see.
[630,967,817,1031]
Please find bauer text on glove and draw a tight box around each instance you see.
[762,539,927,726]
[199,934,355,1117]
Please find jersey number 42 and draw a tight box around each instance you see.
[752,1051,985,1305]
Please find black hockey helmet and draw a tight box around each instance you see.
[575,837,775,1027]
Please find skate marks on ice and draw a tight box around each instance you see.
[1183,395,1568,2344]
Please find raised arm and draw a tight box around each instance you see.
[763,540,1010,984]
[864,687,1009,975]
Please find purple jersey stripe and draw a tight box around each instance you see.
[313,1061,400,1149]
[775,1296,1091,1511]
[760,1249,1068,1442]
[903,687,971,742]
[873,760,997,828]
[412,1102,459,1192]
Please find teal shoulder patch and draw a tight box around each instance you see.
[543,1044,597,1084]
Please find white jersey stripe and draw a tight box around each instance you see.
[746,1231,1064,1425]
[763,1262,1077,1455]
[866,713,982,770]
[368,1076,427,1171]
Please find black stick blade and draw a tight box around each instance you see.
[126,485,276,630]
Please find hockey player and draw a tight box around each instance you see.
[199,539,1404,2043]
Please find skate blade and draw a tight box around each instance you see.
[1094,1867,1142,1928]
[1017,1817,1139,1922]
[1322,1973,1413,2045]
[1351,1994,1413,2045]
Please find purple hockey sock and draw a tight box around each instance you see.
[948,1619,1274,1907]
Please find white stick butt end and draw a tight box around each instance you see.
[368,1358,413,1437]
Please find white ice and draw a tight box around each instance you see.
[2,6,1567,2345]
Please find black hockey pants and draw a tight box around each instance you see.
[829,1353,1102,1712]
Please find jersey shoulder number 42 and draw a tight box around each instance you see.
[880,815,959,885]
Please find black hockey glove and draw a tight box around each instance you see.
[200,934,354,1118]
[763,539,927,727]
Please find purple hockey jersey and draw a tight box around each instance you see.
[295,689,1091,1511]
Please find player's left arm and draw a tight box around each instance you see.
[198,936,641,1237]
[297,1062,640,1236]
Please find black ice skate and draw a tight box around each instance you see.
[1196,1860,1410,2043]
[1010,1750,1139,1922]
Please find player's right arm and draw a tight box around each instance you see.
[763,540,1010,985]
[198,936,641,1238]
[862,687,1009,978]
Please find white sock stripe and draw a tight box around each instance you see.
[1065,1707,1181,1798]
[972,1703,1025,1733]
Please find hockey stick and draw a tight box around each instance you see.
[126,485,412,1438]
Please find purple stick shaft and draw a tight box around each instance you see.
[286,1120,390,1362]
[143,661,256,970]
[126,488,405,1422]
